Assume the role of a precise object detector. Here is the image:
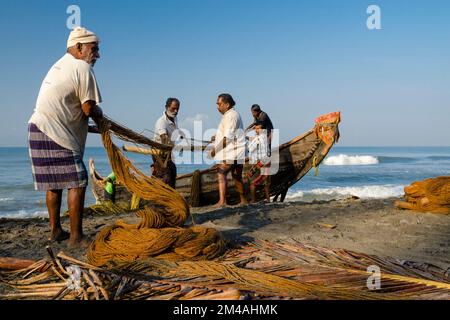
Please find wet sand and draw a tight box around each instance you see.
[1,197,449,269]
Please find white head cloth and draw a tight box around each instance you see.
[67,27,100,48]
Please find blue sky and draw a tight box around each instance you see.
[0,0,449,146]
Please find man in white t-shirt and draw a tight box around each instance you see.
[210,93,247,207]
[152,97,180,188]
[27,27,103,247]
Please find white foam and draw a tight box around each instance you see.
[286,185,404,202]
[0,197,14,202]
[324,154,379,166]
[0,210,48,219]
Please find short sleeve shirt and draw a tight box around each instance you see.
[214,108,246,162]
[154,112,178,143]
[29,53,102,156]
[254,111,274,132]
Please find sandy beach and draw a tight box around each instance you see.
[1,197,449,269]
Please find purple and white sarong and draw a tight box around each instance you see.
[28,123,88,191]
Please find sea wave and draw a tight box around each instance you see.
[286,185,404,202]
[0,197,14,202]
[324,154,379,166]
[0,210,48,219]
[427,156,450,161]
[377,156,417,163]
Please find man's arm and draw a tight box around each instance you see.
[159,133,172,145]
[88,125,100,134]
[245,122,256,132]
[210,137,227,158]
[82,100,103,122]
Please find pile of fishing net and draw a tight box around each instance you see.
[395,176,450,214]
[85,117,225,266]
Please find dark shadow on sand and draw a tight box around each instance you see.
[189,201,302,245]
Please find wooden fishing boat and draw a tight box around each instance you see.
[89,111,341,207]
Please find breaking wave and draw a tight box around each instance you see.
[324,154,379,166]
[0,210,48,219]
[286,185,404,202]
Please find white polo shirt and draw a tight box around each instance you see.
[29,53,102,156]
[154,112,178,143]
[214,107,245,162]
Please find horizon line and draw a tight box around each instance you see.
[1,145,450,149]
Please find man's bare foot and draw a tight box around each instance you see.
[239,200,249,206]
[212,202,227,209]
[68,236,91,248]
[48,230,70,243]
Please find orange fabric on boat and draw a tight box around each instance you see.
[314,111,341,145]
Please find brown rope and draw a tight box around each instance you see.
[98,118,189,226]
[87,220,225,266]
[86,117,225,266]
[104,115,172,151]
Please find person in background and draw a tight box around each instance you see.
[152,97,180,188]
[247,121,271,203]
[245,104,274,149]
[210,93,247,207]
[28,27,103,247]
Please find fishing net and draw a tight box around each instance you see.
[86,117,225,266]
[395,176,450,214]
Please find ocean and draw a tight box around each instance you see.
[1,146,450,219]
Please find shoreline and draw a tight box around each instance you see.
[1,197,449,269]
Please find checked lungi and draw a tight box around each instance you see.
[246,160,270,187]
[28,123,88,191]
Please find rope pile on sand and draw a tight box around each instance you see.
[86,117,225,266]
[395,176,450,214]
[87,208,224,266]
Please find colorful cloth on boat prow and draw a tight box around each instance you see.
[28,123,88,191]
[314,111,341,145]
